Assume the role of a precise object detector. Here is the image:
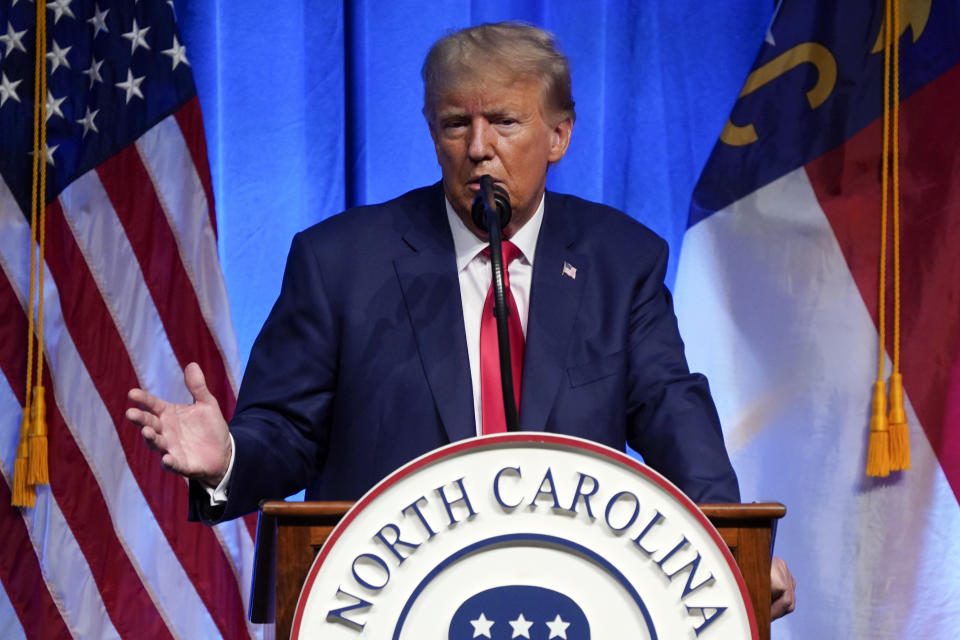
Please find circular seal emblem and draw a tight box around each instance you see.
[292,434,757,639]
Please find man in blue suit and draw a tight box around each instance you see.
[211,181,740,514]
[128,20,739,516]
[128,21,795,619]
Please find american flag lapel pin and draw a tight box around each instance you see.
[562,261,577,280]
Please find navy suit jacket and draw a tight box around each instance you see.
[202,184,738,521]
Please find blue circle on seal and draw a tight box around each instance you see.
[449,585,589,639]
[391,533,657,639]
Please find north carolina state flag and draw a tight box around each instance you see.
[675,1,960,638]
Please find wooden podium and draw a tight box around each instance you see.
[250,500,785,639]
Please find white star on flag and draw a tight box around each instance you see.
[76,106,99,137]
[0,72,22,106]
[88,4,110,37]
[42,143,58,166]
[546,614,570,639]
[45,90,66,122]
[83,58,104,88]
[1,21,28,56]
[47,0,76,25]
[162,35,189,70]
[509,613,533,638]
[470,612,494,638]
[122,18,151,54]
[46,39,72,73]
[28,144,59,166]
[116,68,145,103]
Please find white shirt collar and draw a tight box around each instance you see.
[445,192,544,272]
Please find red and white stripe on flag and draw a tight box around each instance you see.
[0,98,265,640]
[0,97,264,640]
[0,1,263,637]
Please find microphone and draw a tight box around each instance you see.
[470,175,520,432]
[471,176,512,232]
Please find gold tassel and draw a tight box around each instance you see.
[866,381,891,477]
[12,413,36,508]
[13,0,45,508]
[887,373,910,470]
[28,385,49,485]
[886,0,909,475]
[27,0,51,491]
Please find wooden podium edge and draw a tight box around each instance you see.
[249,500,354,628]
[700,502,787,638]
[251,500,785,640]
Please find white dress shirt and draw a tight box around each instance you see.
[445,194,544,435]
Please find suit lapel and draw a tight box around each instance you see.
[394,188,476,444]
[520,193,587,430]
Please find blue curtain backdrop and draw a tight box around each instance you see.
[174,0,772,372]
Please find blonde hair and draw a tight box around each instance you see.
[422,22,576,125]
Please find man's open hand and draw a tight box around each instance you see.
[126,362,231,487]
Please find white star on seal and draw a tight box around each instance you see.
[122,18,150,55]
[509,613,533,638]
[546,614,570,639]
[1,21,28,56]
[116,68,145,103]
[470,612,494,638]
[0,72,22,106]
[162,35,189,69]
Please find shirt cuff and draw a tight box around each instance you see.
[202,433,235,506]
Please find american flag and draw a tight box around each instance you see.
[0,1,262,637]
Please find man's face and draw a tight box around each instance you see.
[428,75,572,239]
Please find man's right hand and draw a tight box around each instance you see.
[126,362,232,487]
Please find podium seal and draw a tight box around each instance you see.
[292,433,757,639]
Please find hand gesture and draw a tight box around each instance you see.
[126,362,232,487]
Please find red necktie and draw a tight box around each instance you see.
[480,241,524,434]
